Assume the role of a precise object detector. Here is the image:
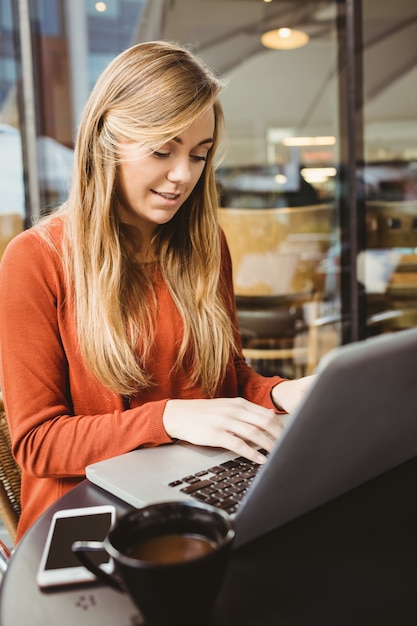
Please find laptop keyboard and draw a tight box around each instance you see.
[168,451,267,515]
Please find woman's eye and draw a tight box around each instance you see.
[153,150,207,162]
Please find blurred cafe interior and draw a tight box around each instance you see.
[1,0,417,381]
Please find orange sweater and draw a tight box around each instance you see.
[0,217,284,542]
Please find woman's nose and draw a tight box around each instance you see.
[167,158,192,183]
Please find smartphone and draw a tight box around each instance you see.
[36,504,116,588]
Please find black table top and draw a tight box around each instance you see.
[2,455,417,626]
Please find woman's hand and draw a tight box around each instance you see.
[162,397,283,464]
[271,375,316,414]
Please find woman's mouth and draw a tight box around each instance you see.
[153,190,181,201]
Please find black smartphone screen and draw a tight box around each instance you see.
[44,512,113,570]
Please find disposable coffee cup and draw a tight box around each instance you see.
[73,500,235,626]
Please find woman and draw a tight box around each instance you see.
[0,41,313,542]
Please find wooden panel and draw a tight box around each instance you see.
[0,214,24,260]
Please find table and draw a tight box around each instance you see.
[1,455,417,626]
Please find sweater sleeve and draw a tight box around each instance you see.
[0,227,172,480]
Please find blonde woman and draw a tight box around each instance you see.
[0,41,313,542]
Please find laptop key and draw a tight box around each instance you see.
[200,486,218,496]
[234,483,251,493]
[234,456,254,464]
[216,497,238,510]
[219,460,241,470]
[180,476,201,484]
[180,479,214,495]
[240,468,258,479]
[211,473,228,483]
[207,466,226,474]
[193,493,209,502]
[168,479,183,487]
[203,496,222,506]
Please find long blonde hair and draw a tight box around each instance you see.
[39,41,236,397]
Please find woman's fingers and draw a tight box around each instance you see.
[206,397,282,443]
[163,397,283,463]
[215,432,270,465]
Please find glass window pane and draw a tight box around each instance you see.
[362,0,417,337]
[2,0,346,374]
[0,0,25,259]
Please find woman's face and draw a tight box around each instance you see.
[117,107,215,242]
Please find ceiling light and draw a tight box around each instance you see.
[282,136,336,147]
[274,174,287,185]
[301,167,337,183]
[261,28,309,50]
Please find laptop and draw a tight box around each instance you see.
[86,326,417,548]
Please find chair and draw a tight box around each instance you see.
[0,393,21,546]
[218,206,335,376]
[235,293,318,377]
[0,539,11,576]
